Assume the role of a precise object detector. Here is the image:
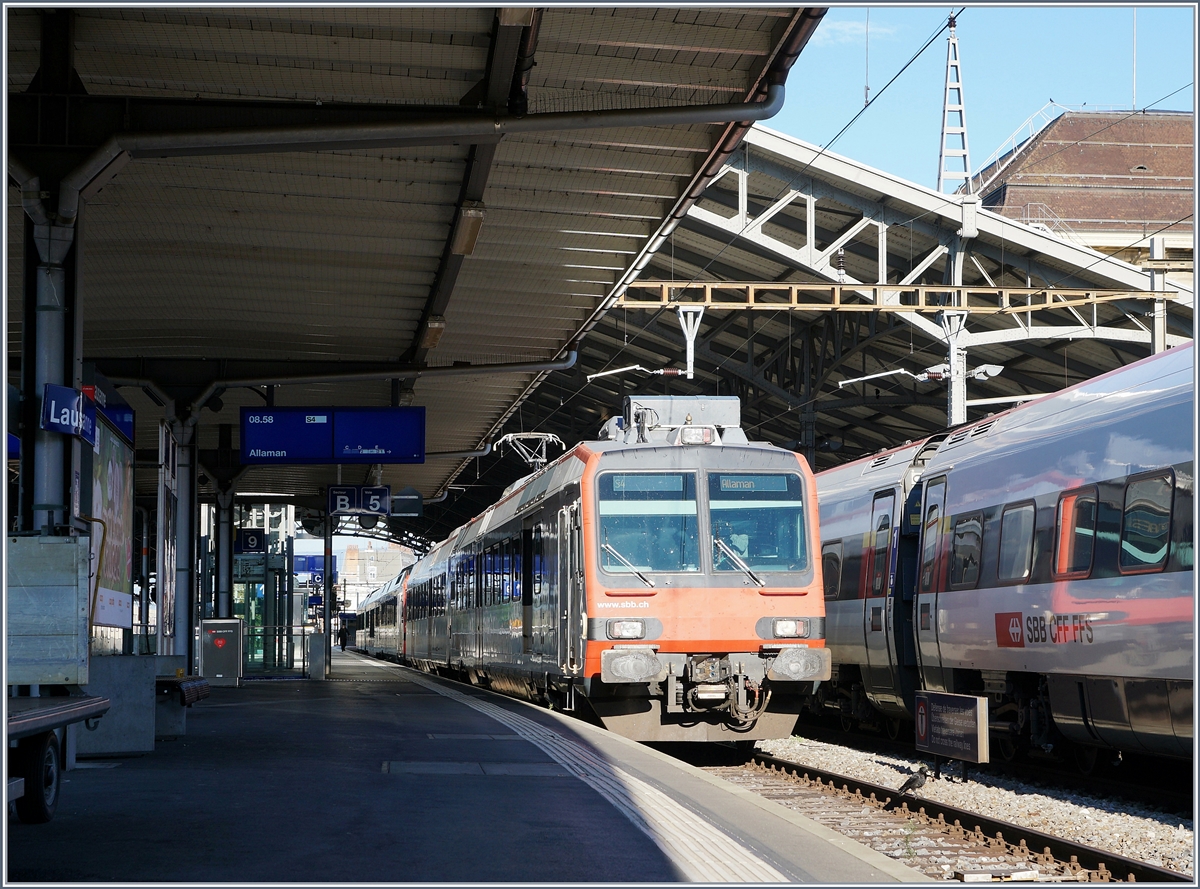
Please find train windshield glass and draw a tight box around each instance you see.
[597,473,700,573]
[708,473,809,573]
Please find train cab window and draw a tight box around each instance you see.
[869,492,895,595]
[821,541,843,600]
[1054,487,1097,578]
[598,472,699,574]
[709,473,809,574]
[949,514,983,589]
[997,502,1036,583]
[1119,472,1173,574]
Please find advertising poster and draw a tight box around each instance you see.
[158,423,178,639]
[90,415,135,628]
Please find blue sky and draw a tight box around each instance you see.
[768,6,1196,190]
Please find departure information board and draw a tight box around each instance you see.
[240,407,424,465]
[241,408,333,464]
[333,408,424,463]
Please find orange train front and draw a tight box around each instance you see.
[360,395,829,743]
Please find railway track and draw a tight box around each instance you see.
[790,718,1194,817]
[701,754,1190,882]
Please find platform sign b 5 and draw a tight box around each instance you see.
[328,485,390,516]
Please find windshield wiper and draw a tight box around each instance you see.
[601,542,655,588]
[713,537,764,586]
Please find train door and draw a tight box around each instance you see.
[862,490,897,701]
[472,548,483,668]
[915,476,949,691]
[533,520,558,664]
[556,503,583,673]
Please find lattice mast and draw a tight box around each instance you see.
[936,15,973,194]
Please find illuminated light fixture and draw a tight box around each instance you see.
[773,618,810,638]
[419,315,447,350]
[449,201,486,255]
[679,426,714,446]
[607,619,646,640]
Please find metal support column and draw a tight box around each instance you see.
[802,409,817,470]
[263,566,277,670]
[138,506,151,640]
[31,226,74,532]
[286,535,295,668]
[216,490,233,618]
[172,433,195,662]
[937,14,972,194]
[941,311,969,426]
[323,510,333,676]
[1149,237,1168,353]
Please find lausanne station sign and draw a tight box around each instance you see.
[240,407,425,464]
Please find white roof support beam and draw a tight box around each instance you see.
[743,127,1188,298]
[965,323,1189,349]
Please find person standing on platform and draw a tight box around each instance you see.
[338,625,348,652]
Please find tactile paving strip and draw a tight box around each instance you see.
[404,670,790,883]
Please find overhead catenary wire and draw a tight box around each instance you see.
[438,20,1192,522]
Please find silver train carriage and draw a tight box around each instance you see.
[361,395,831,743]
[812,342,1193,762]
[356,567,409,659]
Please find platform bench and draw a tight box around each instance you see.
[155,677,211,707]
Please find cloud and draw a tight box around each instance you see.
[809,18,898,47]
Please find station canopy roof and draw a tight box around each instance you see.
[8,9,1191,549]
[7,6,825,543]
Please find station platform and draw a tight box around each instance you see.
[7,650,923,883]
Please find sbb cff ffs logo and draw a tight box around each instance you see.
[994,611,1025,648]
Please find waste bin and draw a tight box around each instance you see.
[199,619,243,687]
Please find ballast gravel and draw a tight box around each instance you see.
[757,736,1194,876]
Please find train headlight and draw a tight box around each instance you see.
[679,426,714,445]
[773,618,810,638]
[607,619,646,640]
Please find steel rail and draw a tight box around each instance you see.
[752,753,1191,883]
[789,718,1195,816]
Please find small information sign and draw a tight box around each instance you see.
[392,485,422,518]
[235,529,266,553]
[914,691,989,763]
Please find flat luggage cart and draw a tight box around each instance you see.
[7,694,110,823]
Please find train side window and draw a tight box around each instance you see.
[1054,487,1097,578]
[821,541,842,600]
[869,492,895,596]
[949,514,983,589]
[919,478,946,594]
[997,502,1036,583]
[1119,472,1173,574]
